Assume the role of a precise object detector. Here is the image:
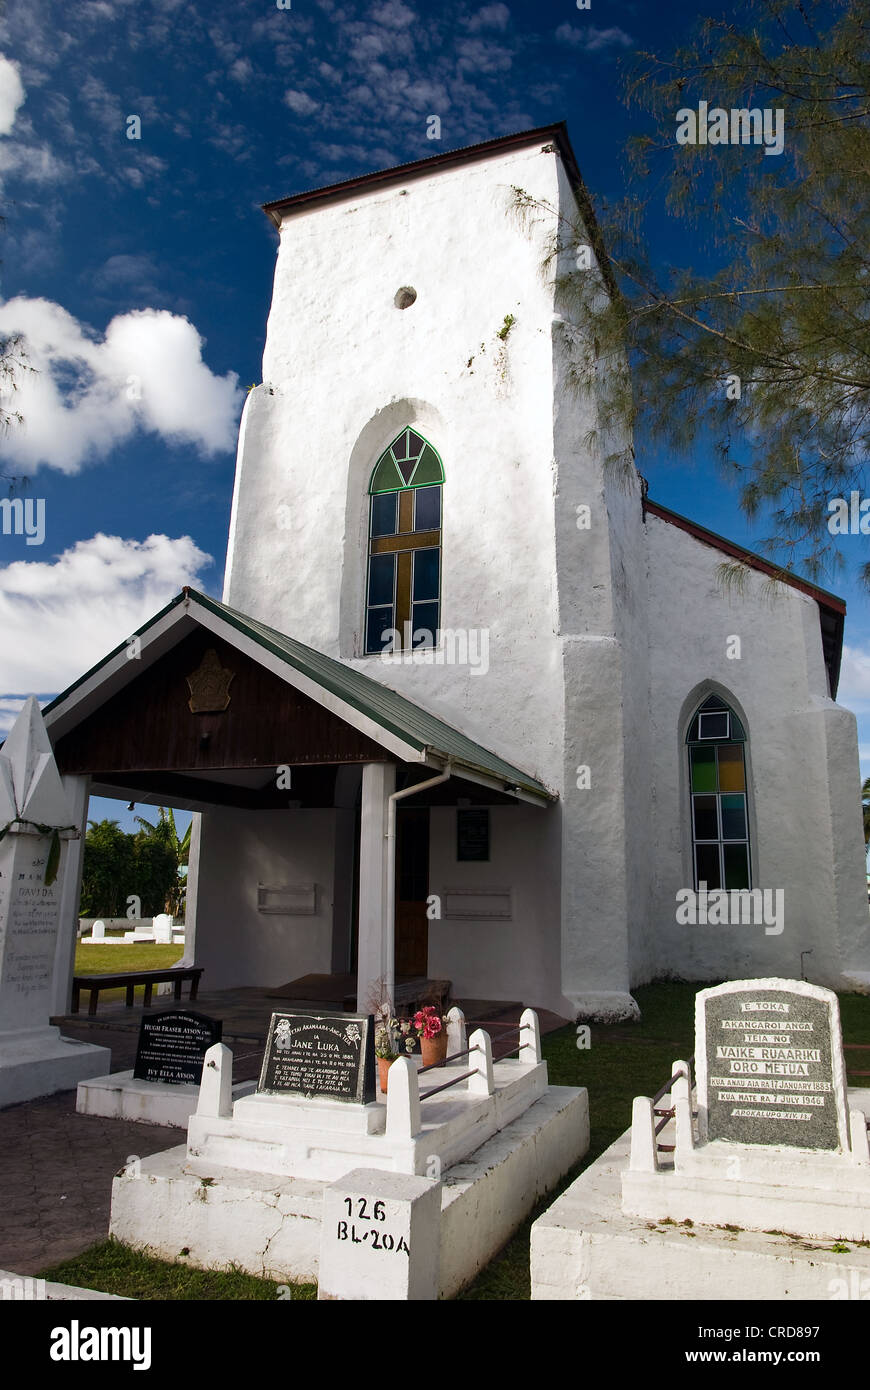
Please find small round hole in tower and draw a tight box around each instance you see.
[394,286,417,310]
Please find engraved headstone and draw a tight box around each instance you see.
[153,914,173,943]
[696,978,849,1152]
[258,1009,375,1104]
[133,1010,222,1086]
[0,697,110,1103]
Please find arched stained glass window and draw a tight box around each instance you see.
[365,428,444,654]
[686,695,752,890]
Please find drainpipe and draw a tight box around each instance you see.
[385,758,451,1005]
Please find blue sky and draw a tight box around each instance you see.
[0,0,867,839]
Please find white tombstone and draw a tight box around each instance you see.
[153,915,173,944]
[0,698,110,1106]
[91,921,106,941]
[318,1167,441,1300]
[620,978,870,1241]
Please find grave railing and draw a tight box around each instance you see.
[386,1007,543,1139]
[651,1056,695,1154]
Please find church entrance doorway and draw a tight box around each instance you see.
[395,805,430,978]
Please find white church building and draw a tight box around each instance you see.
[41,123,870,1022]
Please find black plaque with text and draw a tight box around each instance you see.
[133,1010,222,1086]
[257,1009,375,1103]
[703,986,842,1151]
[457,808,489,862]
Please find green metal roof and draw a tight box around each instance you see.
[44,588,555,804]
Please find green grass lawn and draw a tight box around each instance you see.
[40,1240,315,1301]
[73,937,185,1006]
[42,980,870,1300]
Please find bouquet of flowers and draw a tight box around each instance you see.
[411,1005,447,1041]
[374,1005,416,1059]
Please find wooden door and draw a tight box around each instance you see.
[395,806,429,978]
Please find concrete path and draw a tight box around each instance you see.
[0,1090,177,1276]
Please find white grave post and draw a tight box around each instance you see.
[91,921,106,941]
[318,1167,441,1300]
[0,698,110,1106]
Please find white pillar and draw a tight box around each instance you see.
[674,1096,695,1159]
[468,1028,494,1097]
[850,1109,870,1165]
[179,811,202,969]
[446,1006,466,1057]
[386,1055,421,1139]
[671,1059,691,1108]
[51,773,90,1016]
[357,761,396,1010]
[519,1008,542,1064]
[197,1043,234,1118]
[629,1096,659,1172]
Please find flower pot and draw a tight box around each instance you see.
[378,1055,396,1094]
[420,1032,448,1068]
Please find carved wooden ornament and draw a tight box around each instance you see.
[186,648,235,713]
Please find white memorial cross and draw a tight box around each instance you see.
[0,697,110,1103]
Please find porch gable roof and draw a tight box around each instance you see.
[42,587,555,805]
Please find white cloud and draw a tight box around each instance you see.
[0,54,25,135]
[91,253,162,297]
[0,297,243,471]
[0,532,212,703]
[555,23,633,53]
[467,4,510,32]
[456,37,512,75]
[284,88,319,116]
[229,56,253,84]
[371,1,415,28]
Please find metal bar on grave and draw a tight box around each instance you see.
[419,1069,476,1100]
[418,1047,470,1073]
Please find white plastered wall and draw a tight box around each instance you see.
[644,513,870,989]
[427,803,562,1012]
[191,807,336,991]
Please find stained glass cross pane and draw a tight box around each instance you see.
[690,745,716,793]
[723,843,750,889]
[717,744,745,792]
[392,432,409,460]
[396,455,416,485]
[720,793,747,840]
[695,843,721,890]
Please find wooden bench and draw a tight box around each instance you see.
[71,967,203,1016]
